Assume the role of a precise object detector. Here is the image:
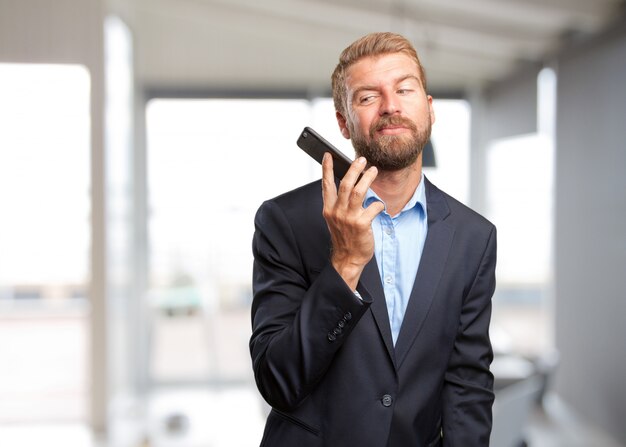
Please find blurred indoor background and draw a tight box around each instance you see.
[0,1,625,446]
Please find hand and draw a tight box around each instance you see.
[322,153,385,290]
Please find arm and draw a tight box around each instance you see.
[442,225,497,446]
[250,199,371,411]
[250,155,383,412]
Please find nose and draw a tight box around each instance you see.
[379,92,400,116]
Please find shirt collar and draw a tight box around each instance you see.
[364,173,427,217]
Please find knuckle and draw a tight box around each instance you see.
[356,220,369,231]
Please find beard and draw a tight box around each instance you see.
[350,114,431,171]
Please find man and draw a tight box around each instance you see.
[250,32,496,446]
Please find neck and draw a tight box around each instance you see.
[371,158,423,217]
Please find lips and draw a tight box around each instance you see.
[372,116,417,135]
[377,125,408,132]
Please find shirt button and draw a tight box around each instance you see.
[384,227,392,236]
[381,394,393,407]
[384,276,393,285]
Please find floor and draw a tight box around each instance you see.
[0,386,267,447]
[0,305,623,447]
[526,395,624,447]
[0,390,623,447]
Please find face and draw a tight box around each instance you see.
[337,53,435,171]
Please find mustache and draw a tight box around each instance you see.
[370,115,418,136]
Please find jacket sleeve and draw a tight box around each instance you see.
[442,225,497,446]
[249,199,372,412]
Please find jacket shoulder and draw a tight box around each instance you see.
[271,180,322,206]
[425,178,495,237]
[258,180,323,220]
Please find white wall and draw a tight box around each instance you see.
[554,23,626,444]
[469,20,626,443]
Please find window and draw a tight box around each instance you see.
[145,98,318,384]
[486,68,557,356]
[0,63,90,422]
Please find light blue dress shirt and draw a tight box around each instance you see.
[364,174,428,345]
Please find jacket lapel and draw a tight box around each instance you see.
[394,178,454,369]
[357,258,396,368]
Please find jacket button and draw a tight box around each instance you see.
[381,394,393,407]
[344,312,352,321]
[327,332,337,342]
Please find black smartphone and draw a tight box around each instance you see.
[296,127,353,180]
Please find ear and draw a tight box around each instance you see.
[427,95,436,125]
[336,111,351,139]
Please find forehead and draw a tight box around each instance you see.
[345,53,422,90]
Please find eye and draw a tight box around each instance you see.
[359,95,376,105]
[397,88,414,95]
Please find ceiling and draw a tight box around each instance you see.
[109,0,625,95]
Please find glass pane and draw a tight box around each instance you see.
[486,68,556,359]
[0,63,90,422]
[486,133,554,356]
[145,98,316,383]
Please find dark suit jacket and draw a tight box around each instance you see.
[250,177,496,447]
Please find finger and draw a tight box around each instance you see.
[340,156,368,188]
[346,165,378,208]
[337,157,367,206]
[363,199,385,220]
[352,165,378,196]
[321,153,337,208]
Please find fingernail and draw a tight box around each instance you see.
[358,157,366,164]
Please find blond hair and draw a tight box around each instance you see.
[331,32,427,116]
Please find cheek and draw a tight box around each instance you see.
[356,112,377,133]
[408,102,432,126]
[347,112,365,134]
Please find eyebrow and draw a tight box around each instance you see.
[351,74,423,98]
